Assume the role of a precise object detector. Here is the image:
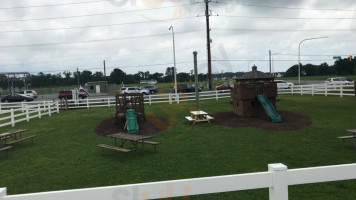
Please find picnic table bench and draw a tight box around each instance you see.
[97,144,132,154]
[337,129,356,151]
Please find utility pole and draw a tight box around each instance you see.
[269,50,272,75]
[103,60,106,77]
[77,67,80,88]
[193,51,199,109]
[205,0,212,90]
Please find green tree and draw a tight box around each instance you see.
[109,68,126,84]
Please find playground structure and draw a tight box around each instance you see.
[114,93,145,128]
[231,65,281,122]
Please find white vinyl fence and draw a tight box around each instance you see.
[1,163,355,200]
[63,90,231,109]
[0,101,59,128]
[278,84,355,97]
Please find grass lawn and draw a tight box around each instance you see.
[1,95,356,199]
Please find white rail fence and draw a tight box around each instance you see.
[278,84,355,97]
[1,163,355,200]
[0,101,59,128]
[62,90,231,109]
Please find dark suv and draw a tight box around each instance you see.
[140,85,158,94]
[173,84,201,93]
[58,90,88,99]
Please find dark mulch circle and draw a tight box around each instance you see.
[94,115,173,137]
[210,110,312,131]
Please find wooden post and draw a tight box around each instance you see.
[312,84,314,96]
[340,84,343,98]
[169,94,172,104]
[193,51,199,109]
[300,85,303,96]
[86,98,89,109]
[149,94,152,105]
[108,97,110,107]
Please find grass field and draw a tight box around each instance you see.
[1,95,356,199]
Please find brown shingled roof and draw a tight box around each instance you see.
[236,65,274,80]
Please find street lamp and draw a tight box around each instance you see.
[272,53,281,75]
[169,26,177,96]
[298,36,328,83]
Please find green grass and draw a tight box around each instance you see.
[1,95,356,199]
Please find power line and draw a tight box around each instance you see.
[0,16,197,33]
[218,15,356,20]
[0,29,205,48]
[213,59,335,62]
[0,0,111,9]
[213,28,356,32]
[212,2,356,12]
[0,3,198,22]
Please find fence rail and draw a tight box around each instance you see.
[0,102,59,128]
[278,84,355,97]
[1,163,355,200]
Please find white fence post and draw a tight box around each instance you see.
[26,106,29,122]
[312,85,314,96]
[10,109,15,127]
[56,102,59,113]
[291,86,294,95]
[86,98,89,109]
[268,163,288,200]
[169,94,172,104]
[340,84,343,97]
[48,102,51,116]
[107,97,110,107]
[177,93,180,104]
[216,90,219,100]
[0,187,7,200]
[38,104,41,118]
[21,102,24,113]
[149,95,152,105]
[324,83,327,96]
[300,85,303,96]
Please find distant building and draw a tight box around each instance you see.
[85,81,116,94]
[140,80,157,84]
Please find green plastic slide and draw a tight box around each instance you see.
[126,109,139,134]
[257,94,282,123]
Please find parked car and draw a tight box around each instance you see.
[17,90,37,98]
[325,77,353,85]
[120,87,150,95]
[275,80,294,89]
[140,85,158,94]
[191,83,204,90]
[1,94,34,103]
[58,90,88,99]
[173,84,201,93]
[216,83,231,90]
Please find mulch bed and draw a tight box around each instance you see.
[210,110,312,131]
[94,115,173,136]
[95,110,311,136]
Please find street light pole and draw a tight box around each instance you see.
[298,36,328,84]
[272,53,281,75]
[169,26,178,96]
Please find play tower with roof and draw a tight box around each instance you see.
[230,65,281,122]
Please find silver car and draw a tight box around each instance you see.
[120,87,150,95]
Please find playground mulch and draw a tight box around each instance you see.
[211,110,311,131]
[94,115,173,136]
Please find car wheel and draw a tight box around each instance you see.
[4,100,8,103]
[150,90,155,94]
[23,99,27,102]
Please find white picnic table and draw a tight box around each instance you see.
[185,110,214,125]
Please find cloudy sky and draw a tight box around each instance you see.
[1,0,356,76]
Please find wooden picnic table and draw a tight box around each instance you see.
[0,129,28,147]
[106,133,152,151]
[337,129,356,151]
[185,111,214,125]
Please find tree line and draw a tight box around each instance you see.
[284,56,356,77]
